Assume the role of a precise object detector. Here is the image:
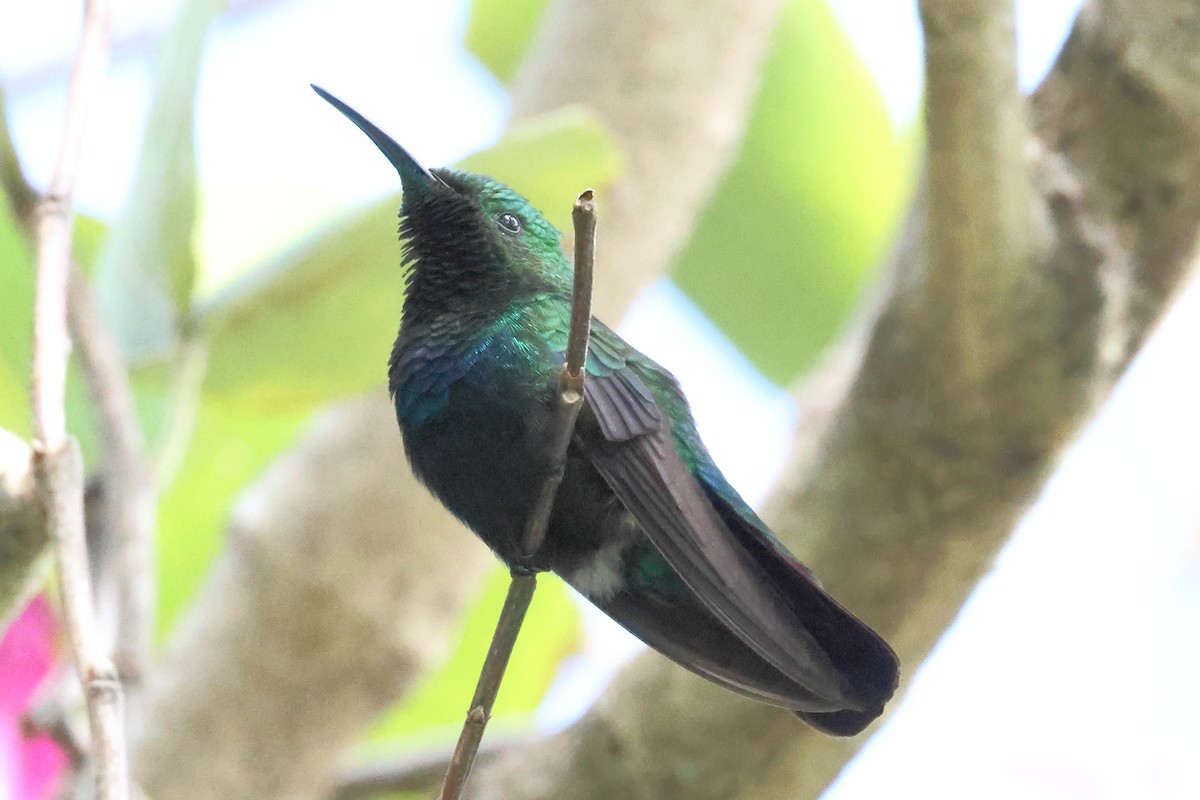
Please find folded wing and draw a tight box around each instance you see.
[573,331,899,733]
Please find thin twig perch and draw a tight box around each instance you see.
[3,82,156,753]
[331,733,533,800]
[438,189,598,800]
[2,49,157,695]
[29,1,129,799]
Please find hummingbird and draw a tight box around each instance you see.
[313,86,899,736]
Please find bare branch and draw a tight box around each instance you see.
[29,1,128,798]
[918,0,1031,388]
[4,3,157,728]
[566,190,597,376]
[332,735,532,800]
[35,443,128,800]
[520,189,597,558]
[439,575,537,800]
[66,268,157,724]
[442,189,598,800]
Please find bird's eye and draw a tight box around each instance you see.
[496,212,523,235]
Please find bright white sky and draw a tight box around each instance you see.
[2,1,1197,797]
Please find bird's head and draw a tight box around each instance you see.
[313,86,571,321]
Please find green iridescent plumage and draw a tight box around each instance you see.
[315,86,899,735]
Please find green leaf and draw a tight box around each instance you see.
[0,87,33,435]
[94,0,226,364]
[465,0,551,84]
[671,0,915,385]
[0,186,33,437]
[0,366,25,440]
[368,566,581,746]
[196,196,403,409]
[156,398,308,634]
[198,108,621,410]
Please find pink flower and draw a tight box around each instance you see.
[0,597,65,800]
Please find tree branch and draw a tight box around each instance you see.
[4,46,157,734]
[35,446,128,800]
[29,1,128,798]
[918,0,1031,389]
[66,268,157,722]
[440,189,597,800]
[520,189,596,559]
[332,735,531,800]
[439,575,537,800]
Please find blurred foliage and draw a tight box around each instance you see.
[467,0,914,386]
[93,0,225,365]
[0,187,32,437]
[0,88,38,226]
[465,0,548,84]
[0,85,34,436]
[198,108,620,411]
[459,107,619,213]
[156,399,309,632]
[673,1,913,384]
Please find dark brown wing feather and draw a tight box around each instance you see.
[594,583,848,711]
[577,364,899,728]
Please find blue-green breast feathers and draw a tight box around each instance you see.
[388,165,899,736]
[313,87,895,736]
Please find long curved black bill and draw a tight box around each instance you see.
[311,84,442,194]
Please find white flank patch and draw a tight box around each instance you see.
[567,538,629,601]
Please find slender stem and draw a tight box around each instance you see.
[36,444,128,800]
[6,44,156,740]
[440,189,598,800]
[30,1,128,799]
[566,189,596,379]
[439,574,537,800]
[519,189,597,557]
[330,733,535,800]
[67,267,157,720]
